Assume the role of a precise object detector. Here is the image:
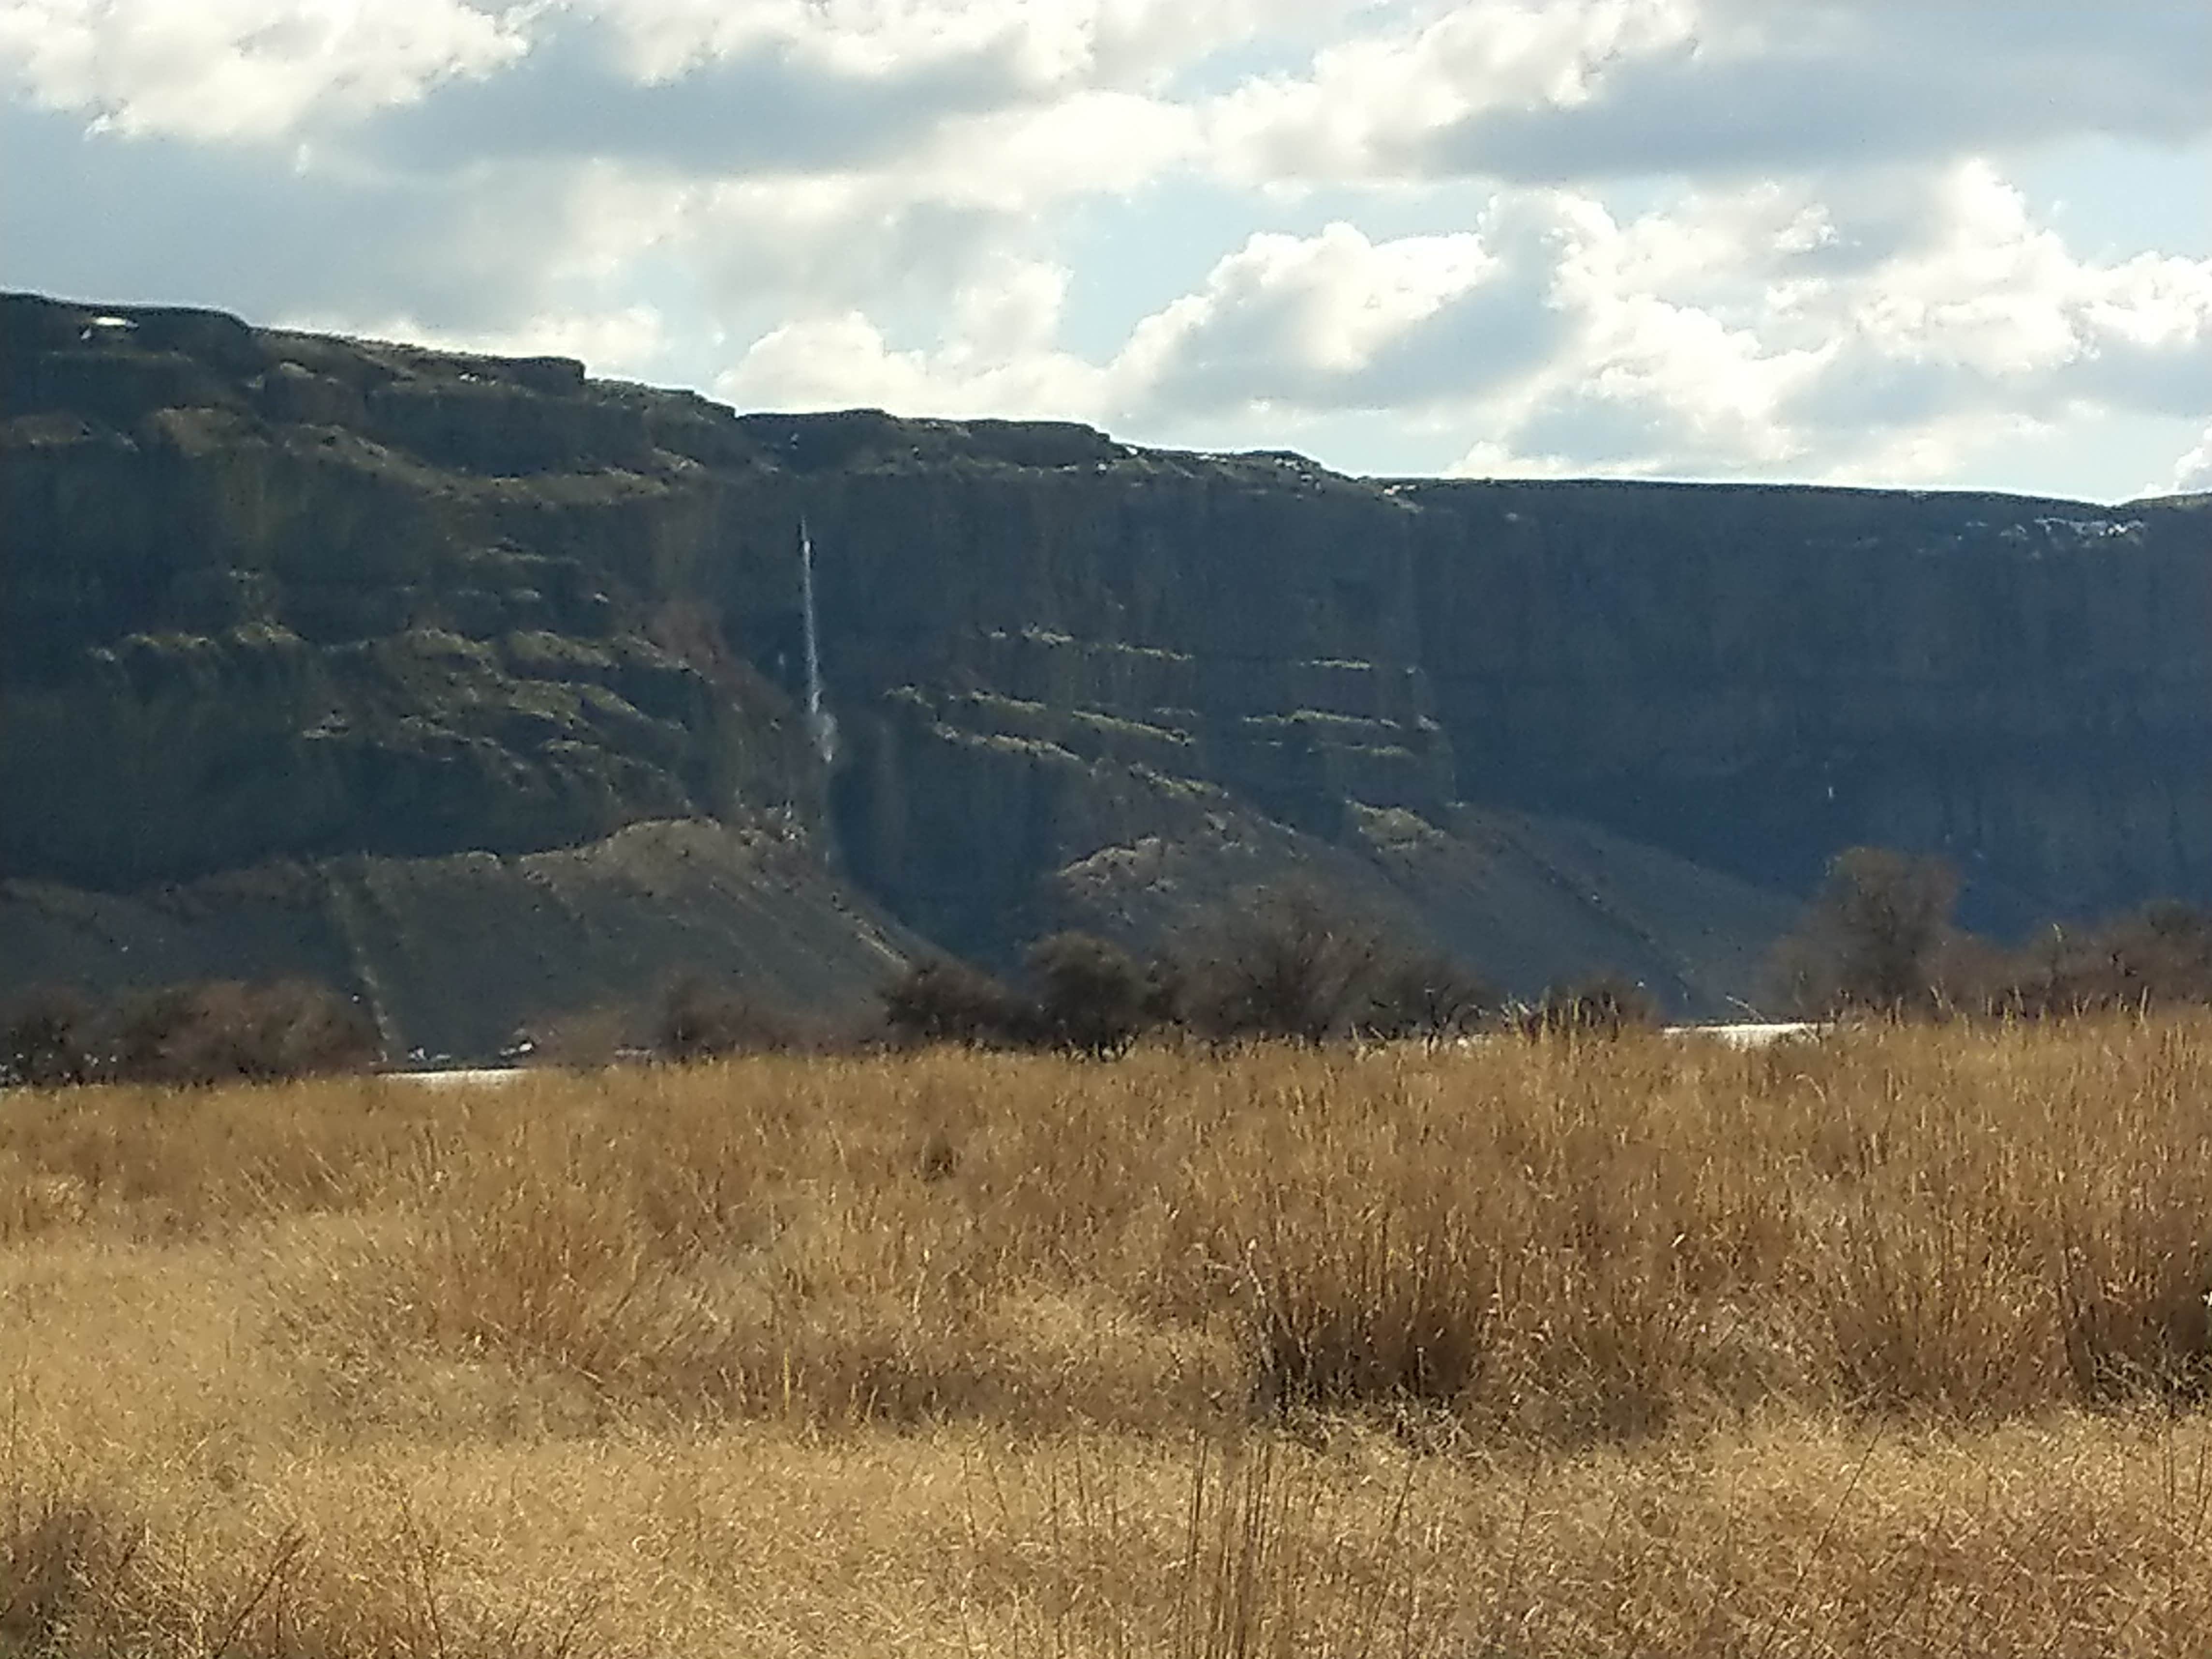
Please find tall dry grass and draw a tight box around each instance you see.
[9,1018,2212,1652]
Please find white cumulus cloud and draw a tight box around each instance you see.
[2173,426,2212,495]
[1206,0,2212,186]
[0,0,530,140]
[716,259,1107,418]
[1118,221,1515,416]
[2,0,2204,500]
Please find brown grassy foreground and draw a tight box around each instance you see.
[9,1019,2212,1654]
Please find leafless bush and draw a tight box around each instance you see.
[1175,887,1387,1045]
[3,979,377,1090]
[879,958,1033,1049]
[1514,974,1659,1039]
[1023,931,1167,1056]
[1978,903,2212,1019]
[1,989,96,1088]
[1354,949,1500,1041]
[1774,845,2212,1025]
[1019,903,1498,1051]
[657,975,814,1059]
[109,979,380,1085]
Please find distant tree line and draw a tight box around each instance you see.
[657,886,1661,1062]
[40,845,2205,1089]
[1772,845,2212,1020]
[0,979,378,1089]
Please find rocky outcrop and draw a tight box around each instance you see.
[5,289,2205,1050]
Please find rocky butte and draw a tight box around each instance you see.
[3,291,2207,1057]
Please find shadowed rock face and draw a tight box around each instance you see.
[1401,480,2212,931]
[4,289,2206,1045]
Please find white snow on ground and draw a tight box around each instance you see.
[378,1023,1826,1085]
[387,1066,535,1088]
[380,1022,1822,1084]
[5,1022,1830,1095]
[1664,1022,1822,1048]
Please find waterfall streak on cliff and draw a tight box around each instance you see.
[799,518,837,768]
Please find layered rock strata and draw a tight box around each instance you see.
[6,291,2204,1047]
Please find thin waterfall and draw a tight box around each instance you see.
[799,516,837,768]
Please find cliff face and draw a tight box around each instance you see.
[4,291,2204,1046]
[761,433,2212,944]
[1404,481,2212,928]
[0,303,810,888]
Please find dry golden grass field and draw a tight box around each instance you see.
[10,1020,2212,1655]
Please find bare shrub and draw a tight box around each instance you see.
[1175,887,1384,1045]
[1789,892,2212,1025]
[879,917,1499,1056]
[1355,949,1500,1041]
[1981,903,2212,1019]
[1774,848,2212,1025]
[1515,974,1659,1039]
[880,958,1032,1049]
[1023,932,1162,1057]
[1,988,95,1088]
[657,974,812,1060]
[109,979,379,1085]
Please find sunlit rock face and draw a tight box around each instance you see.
[4,289,2205,1043]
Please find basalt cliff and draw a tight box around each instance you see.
[4,291,2206,1055]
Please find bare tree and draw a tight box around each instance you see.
[880,958,1031,1049]
[1024,932,1159,1056]
[1774,847,1959,1017]
[1176,886,1383,1045]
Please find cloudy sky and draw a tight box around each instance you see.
[3,1,2207,502]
